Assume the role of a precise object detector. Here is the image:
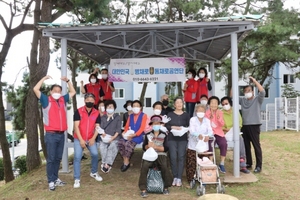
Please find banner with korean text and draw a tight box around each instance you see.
[109,57,186,82]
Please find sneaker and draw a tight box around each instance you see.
[172,178,177,186]
[219,164,226,173]
[90,172,103,181]
[140,191,148,198]
[163,188,169,195]
[49,182,55,191]
[176,179,182,187]
[54,178,66,186]
[73,179,80,188]
[246,164,252,169]
[254,167,261,173]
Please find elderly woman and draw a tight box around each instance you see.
[99,100,122,173]
[118,100,148,172]
[205,96,227,173]
[186,104,213,187]
[138,115,172,197]
[122,100,133,129]
[221,96,250,174]
[165,97,190,187]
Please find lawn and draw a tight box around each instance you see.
[0,131,299,200]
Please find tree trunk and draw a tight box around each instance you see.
[139,82,148,106]
[0,31,15,183]
[227,72,232,96]
[71,52,79,111]
[0,86,14,182]
[39,106,47,159]
[125,0,130,24]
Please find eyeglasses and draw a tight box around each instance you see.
[84,93,95,99]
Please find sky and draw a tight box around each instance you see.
[0,0,299,87]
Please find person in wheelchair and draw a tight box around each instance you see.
[138,115,172,198]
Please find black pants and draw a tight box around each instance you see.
[242,125,262,168]
[138,155,173,191]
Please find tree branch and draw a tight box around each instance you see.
[0,14,8,30]
[11,24,35,38]
[19,0,35,26]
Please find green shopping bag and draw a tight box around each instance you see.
[147,168,164,194]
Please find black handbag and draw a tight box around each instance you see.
[147,168,164,194]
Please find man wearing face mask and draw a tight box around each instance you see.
[238,76,265,173]
[73,93,103,188]
[99,68,115,101]
[160,94,174,116]
[33,75,76,191]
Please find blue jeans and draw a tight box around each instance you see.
[73,139,99,180]
[185,102,196,118]
[45,132,65,183]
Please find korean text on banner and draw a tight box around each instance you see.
[109,57,186,82]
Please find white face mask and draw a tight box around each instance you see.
[132,107,141,114]
[100,106,105,112]
[90,78,96,83]
[223,104,231,111]
[127,105,132,111]
[153,109,161,115]
[199,73,205,78]
[245,92,253,99]
[102,74,108,79]
[196,112,205,118]
[187,74,193,79]
[200,100,207,105]
[106,108,114,114]
[51,93,61,100]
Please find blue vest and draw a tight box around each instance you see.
[129,112,145,144]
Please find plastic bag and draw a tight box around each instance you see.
[159,126,168,133]
[101,134,112,143]
[171,126,189,137]
[195,137,208,153]
[142,147,158,162]
[147,168,164,194]
[96,126,105,134]
[123,129,135,140]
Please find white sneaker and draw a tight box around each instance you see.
[49,182,55,191]
[55,178,66,186]
[74,179,80,188]
[90,172,103,181]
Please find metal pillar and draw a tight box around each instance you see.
[209,62,215,95]
[61,38,70,173]
[231,33,240,177]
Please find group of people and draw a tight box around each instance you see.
[34,69,265,198]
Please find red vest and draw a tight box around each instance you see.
[184,79,198,103]
[74,106,99,141]
[196,78,209,102]
[43,96,68,131]
[85,82,101,105]
[99,79,113,100]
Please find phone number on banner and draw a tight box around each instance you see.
[133,77,159,81]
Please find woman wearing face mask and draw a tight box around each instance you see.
[165,97,190,187]
[99,100,122,173]
[186,104,213,188]
[118,100,148,172]
[99,68,115,101]
[205,96,227,174]
[196,67,212,103]
[80,73,101,107]
[221,96,249,174]
[122,100,133,130]
[97,101,106,117]
[138,115,172,197]
[183,69,198,118]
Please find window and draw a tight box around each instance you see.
[114,88,124,99]
[264,88,269,98]
[76,86,80,95]
[283,74,295,84]
[145,97,152,107]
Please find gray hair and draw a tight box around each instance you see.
[195,104,206,112]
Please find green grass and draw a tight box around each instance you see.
[0,131,300,200]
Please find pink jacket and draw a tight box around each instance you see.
[205,109,225,137]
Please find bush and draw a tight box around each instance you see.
[0,158,4,181]
[15,155,27,175]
